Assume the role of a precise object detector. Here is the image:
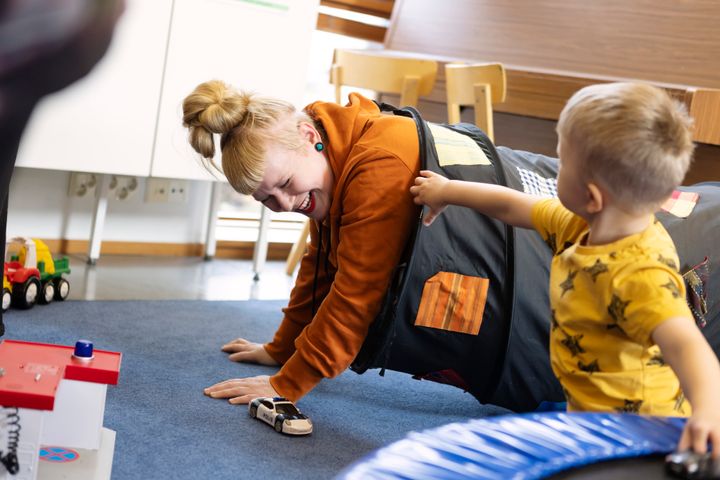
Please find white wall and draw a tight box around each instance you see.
[7,168,212,244]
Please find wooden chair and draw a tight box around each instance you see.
[444,63,506,142]
[330,48,439,106]
[285,49,439,276]
[284,218,310,276]
[689,88,720,145]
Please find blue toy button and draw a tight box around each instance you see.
[73,339,94,359]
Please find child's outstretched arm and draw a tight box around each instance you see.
[410,170,543,228]
[653,317,720,458]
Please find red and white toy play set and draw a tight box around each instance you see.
[0,339,121,479]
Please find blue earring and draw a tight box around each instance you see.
[314,142,324,152]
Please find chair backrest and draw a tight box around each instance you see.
[445,63,507,141]
[330,49,438,108]
[689,88,720,146]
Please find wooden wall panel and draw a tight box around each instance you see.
[317,14,387,42]
[379,0,720,183]
[386,0,720,88]
[381,94,720,185]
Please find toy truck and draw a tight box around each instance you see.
[4,238,71,310]
[2,267,12,312]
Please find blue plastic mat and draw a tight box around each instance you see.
[338,412,686,479]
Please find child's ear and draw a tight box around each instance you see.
[586,182,604,214]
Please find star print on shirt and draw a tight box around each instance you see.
[559,241,574,255]
[647,353,666,366]
[606,322,625,333]
[657,254,678,271]
[560,270,577,297]
[662,279,682,298]
[607,294,630,323]
[544,232,557,253]
[583,258,608,282]
[616,399,643,413]
[561,331,585,356]
[674,392,687,413]
[578,359,600,373]
[550,310,559,331]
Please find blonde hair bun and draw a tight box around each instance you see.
[182,80,251,159]
[181,78,312,194]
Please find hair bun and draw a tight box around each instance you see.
[182,80,251,159]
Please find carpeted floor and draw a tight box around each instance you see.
[5,300,508,479]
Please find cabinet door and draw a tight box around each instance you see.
[15,0,172,176]
[150,0,320,180]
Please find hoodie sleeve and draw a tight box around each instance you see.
[269,146,418,401]
[264,221,334,365]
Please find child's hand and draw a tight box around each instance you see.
[678,409,720,459]
[410,170,450,226]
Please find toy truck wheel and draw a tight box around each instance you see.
[53,278,70,301]
[2,288,10,312]
[249,405,258,418]
[274,419,283,433]
[39,281,55,305]
[12,277,41,309]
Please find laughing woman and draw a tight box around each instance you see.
[182,80,422,403]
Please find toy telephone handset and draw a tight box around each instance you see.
[666,450,720,479]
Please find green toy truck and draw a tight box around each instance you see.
[3,238,71,310]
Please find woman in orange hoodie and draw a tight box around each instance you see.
[183,80,421,403]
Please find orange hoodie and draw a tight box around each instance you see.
[264,93,421,400]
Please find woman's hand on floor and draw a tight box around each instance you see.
[204,375,278,404]
[221,337,279,365]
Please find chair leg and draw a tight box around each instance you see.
[252,207,272,280]
[400,75,421,108]
[473,83,493,142]
[285,220,311,276]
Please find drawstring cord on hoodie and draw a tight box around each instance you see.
[311,223,322,317]
[310,222,332,317]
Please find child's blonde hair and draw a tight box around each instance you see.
[182,80,313,194]
[557,82,694,212]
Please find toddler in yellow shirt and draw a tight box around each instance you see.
[410,82,720,457]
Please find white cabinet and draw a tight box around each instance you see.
[152,0,320,180]
[12,0,319,263]
[15,0,173,176]
[15,0,320,180]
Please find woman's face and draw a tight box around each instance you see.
[252,137,334,221]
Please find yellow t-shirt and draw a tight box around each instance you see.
[532,198,692,416]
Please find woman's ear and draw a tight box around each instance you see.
[586,182,604,214]
[298,121,319,145]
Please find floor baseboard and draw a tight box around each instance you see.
[38,239,293,260]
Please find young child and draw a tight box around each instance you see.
[410,82,720,457]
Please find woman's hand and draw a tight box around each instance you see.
[204,375,278,404]
[678,408,720,459]
[221,338,279,365]
[409,170,450,226]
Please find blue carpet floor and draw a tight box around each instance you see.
[4,300,508,479]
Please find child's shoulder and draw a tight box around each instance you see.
[611,235,683,292]
[532,197,579,226]
[532,198,586,244]
[641,219,681,263]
